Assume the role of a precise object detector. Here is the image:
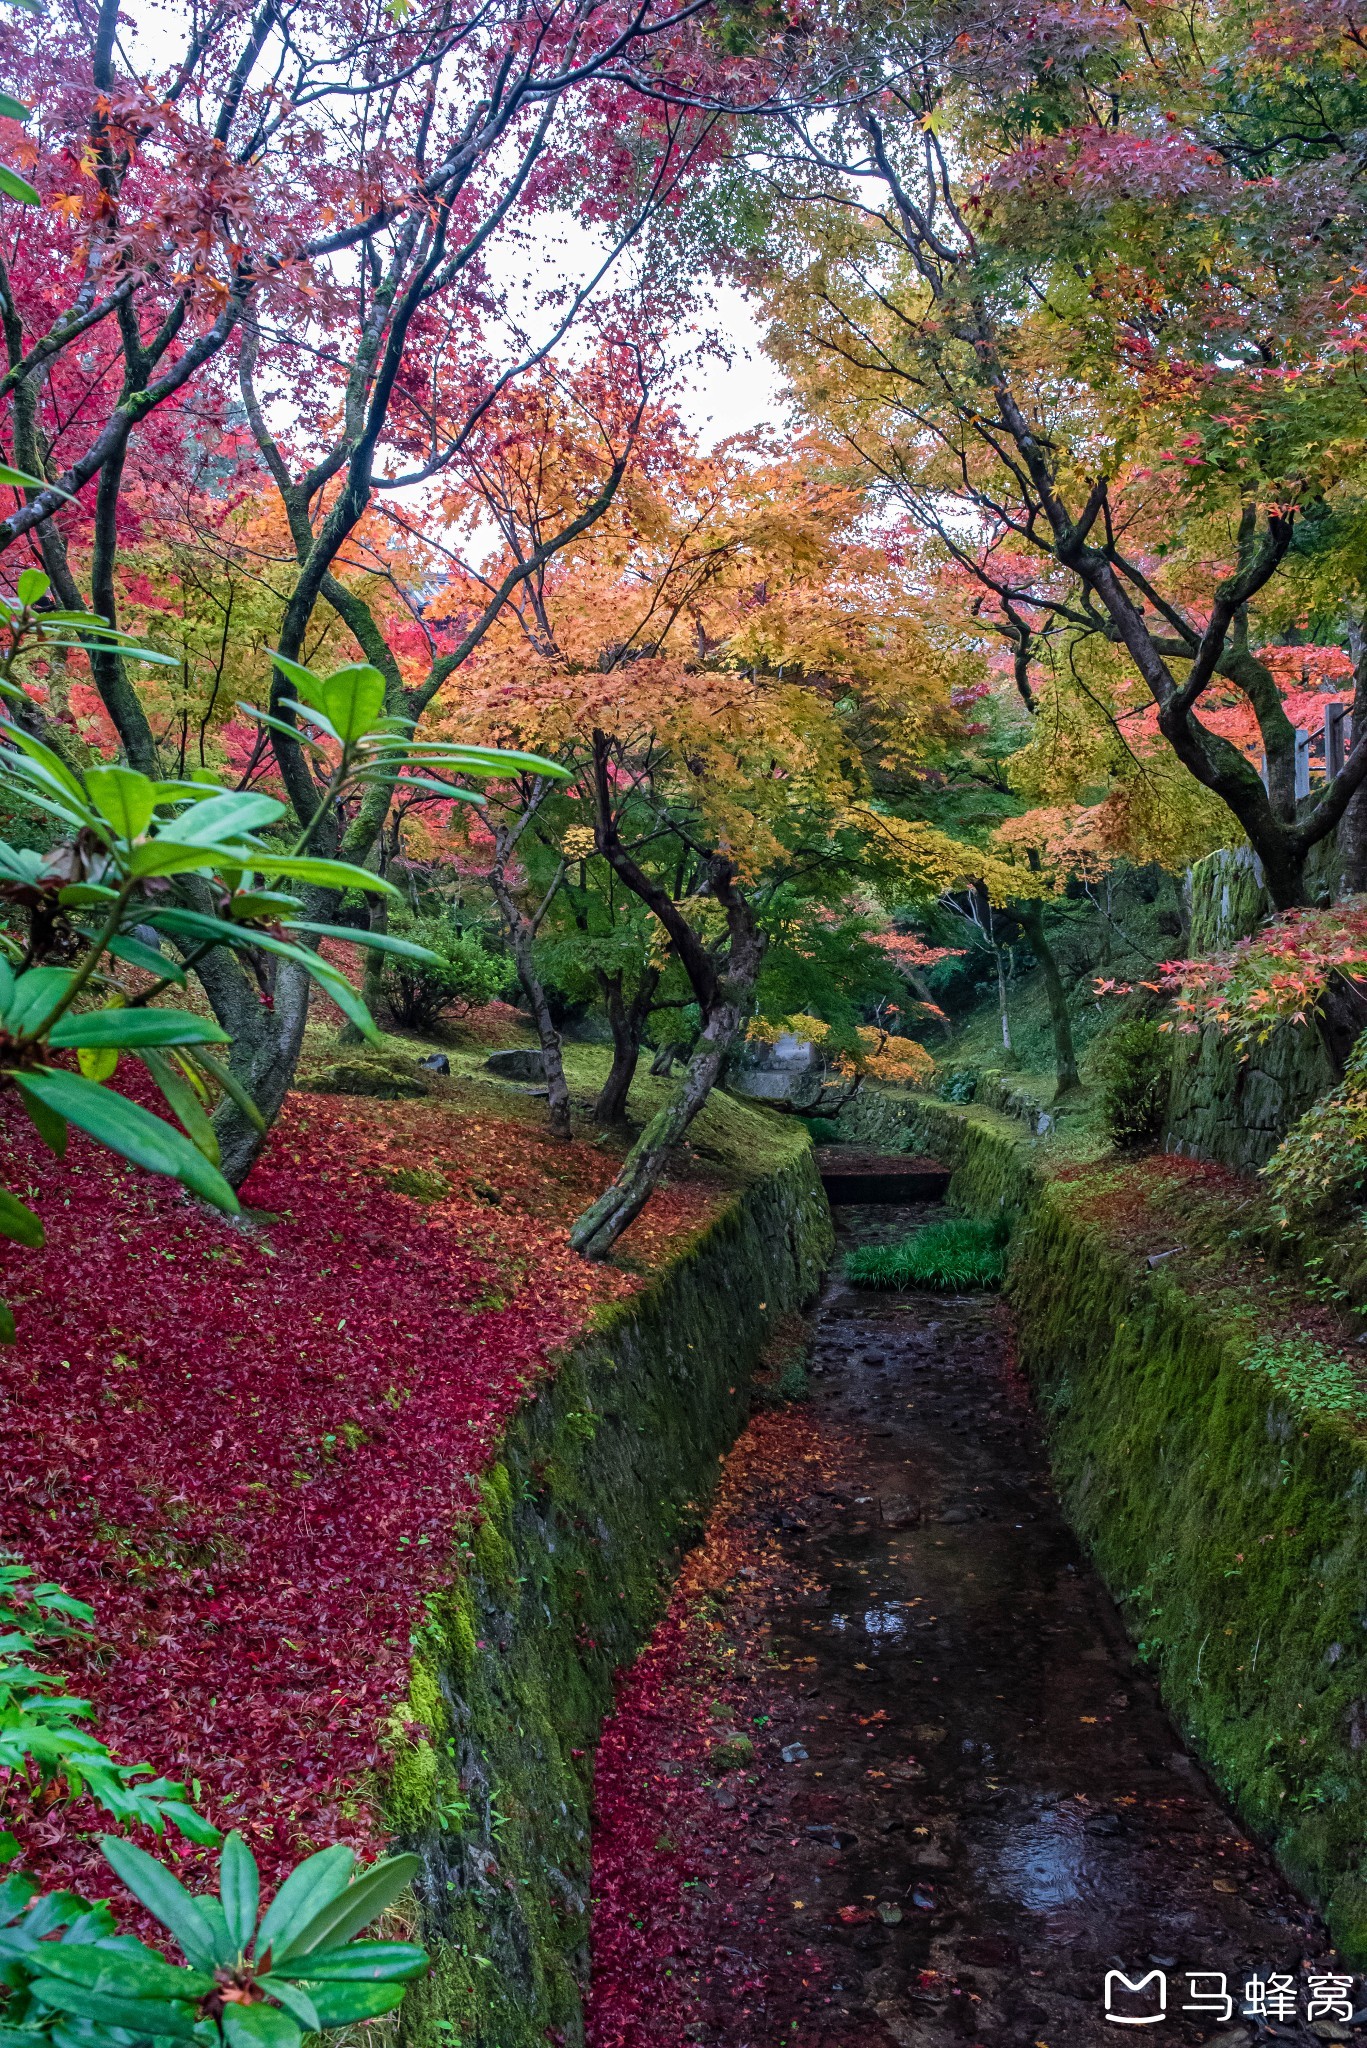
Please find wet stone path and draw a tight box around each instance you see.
[590,1202,1354,2048]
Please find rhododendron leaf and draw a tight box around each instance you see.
[169,792,288,846]
[4,966,75,1035]
[84,766,156,842]
[34,1941,216,2001]
[249,856,399,897]
[19,1086,65,1158]
[0,725,88,805]
[15,568,46,603]
[125,840,237,880]
[227,891,306,921]
[265,651,328,710]
[136,1051,221,1166]
[284,922,444,964]
[351,771,485,805]
[57,884,118,908]
[235,705,330,758]
[155,1802,222,1849]
[257,1979,320,2033]
[274,1940,426,1981]
[322,666,387,745]
[97,1837,220,1972]
[183,1048,267,1134]
[305,1981,406,2025]
[218,1832,259,1955]
[0,1190,43,1248]
[254,1846,354,1961]
[18,1074,239,1216]
[30,1979,200,2038]
[76,1045,118,1082]
[278,698,343,745]
[0,1872,37,1922]
[195,1896,238,1967]
[47,1010,230,1050]
[105,932,185,983]
[222,2003,301,2048]
[275,1856,421,1961]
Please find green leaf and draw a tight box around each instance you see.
[97,1837,220,1972]
[0,94,30,123]
[168,791,287,846]
[76,1044,118,1082]
[0,1188,42,1248]
[321,665,386,745]
[305,1981,407,2026]
[0,722,89,804]
[248,855,399,896]
[218,1832,259,1956]
[0,167,40,205]
[283,922,443,964]
[14,567,46,603]
[124,840,242,880]
[274,1855,421,1962]
[136,1050,221,1166]
[254,1846,354,1962]
[265,650,329,712]
[353,772,485,806]
[183,1047,267,1135]
[256,1980,320,2032]
[222,2005,301,2048]
[85,766,156,840]
[273,1940,427,1982]
[29,1980,199,2039]
[33,1942,215,2001]
[19,1086,66,1158]
[277,696,343,745]
[47,1009,231,1050]
[233,704,330,757]
[18,1073,239,1216]
[106,931,185,983]
[4,966,76,1036]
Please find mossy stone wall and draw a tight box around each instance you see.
[908,1098,1367,1960]
[1167,845,1337,1172]
[386,1148,832,2048]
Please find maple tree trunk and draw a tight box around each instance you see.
[571,877,763,1261]
[594,967,659,1123]
[489,869,571,1141]
[203,943,318,1190]
[1018,900,1079,1097]
[570,995,746,1260]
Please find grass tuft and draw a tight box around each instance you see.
[844,1214,1010,1291]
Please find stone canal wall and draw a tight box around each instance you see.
[905,1095,1367,1962]
[387,1139,833,2048]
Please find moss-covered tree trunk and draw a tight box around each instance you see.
[1018,899,1079,1097]
[593,966,660,1123]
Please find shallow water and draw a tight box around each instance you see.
[687,1202,1349,2046]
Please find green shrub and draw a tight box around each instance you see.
[382,916,507,1030]
[802,1115,843,1144]
[844,1214,1009,1290]
[1263,1033,1367,1221]
[1098,1018,1171,1149]
[939,1066,979,1104]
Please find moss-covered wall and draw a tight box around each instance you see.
[1167,846,1337,1172]
[905,1097,1367,1960]
[386,1147,832,2048]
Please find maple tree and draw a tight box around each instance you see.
[751,0,1367,911]
[439,426,961,1249]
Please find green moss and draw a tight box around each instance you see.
[387,1143,833,2048]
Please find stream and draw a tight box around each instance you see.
[588,1201,1354,2048]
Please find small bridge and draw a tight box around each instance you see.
[814,1147,950,1205]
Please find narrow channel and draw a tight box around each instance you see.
[588,1201,1350,2048]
